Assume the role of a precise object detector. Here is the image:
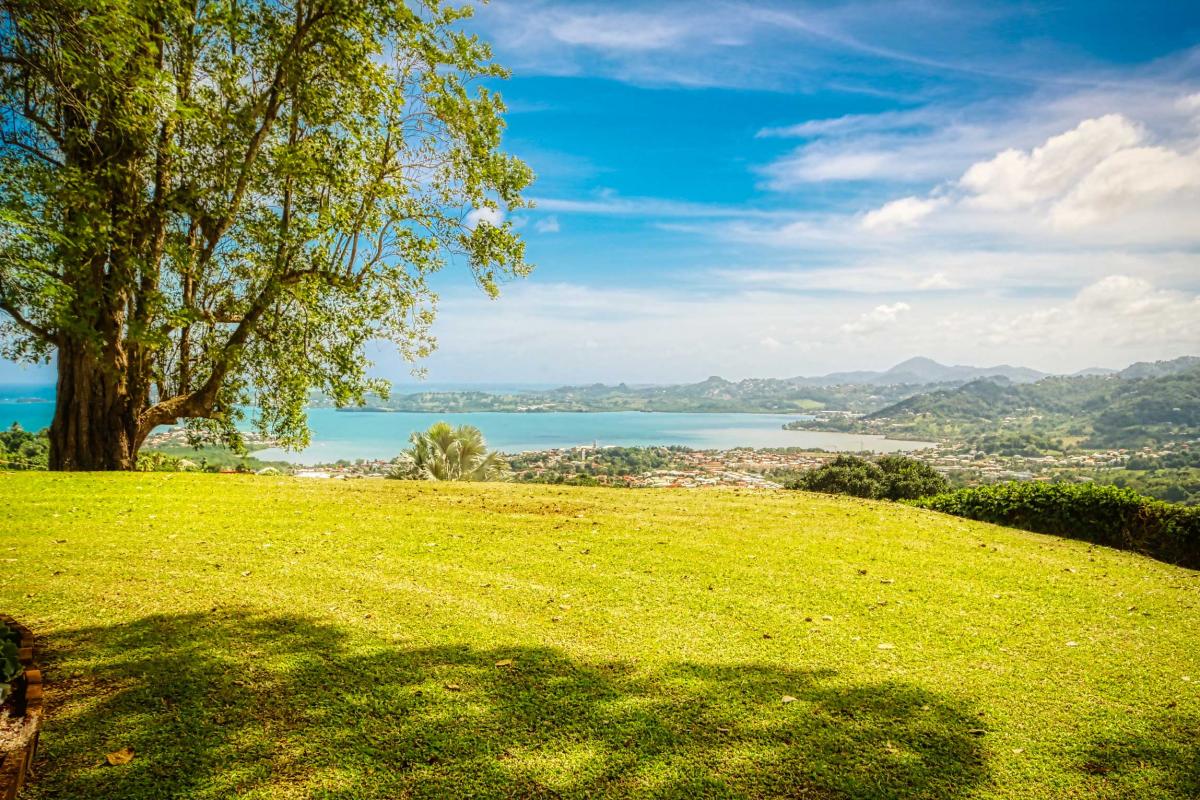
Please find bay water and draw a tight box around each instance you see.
[1,385,934,464]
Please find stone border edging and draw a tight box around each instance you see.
[0,616,41,799]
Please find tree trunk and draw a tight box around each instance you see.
[48,339,140,471]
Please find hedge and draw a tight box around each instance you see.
[910,481,1200,569]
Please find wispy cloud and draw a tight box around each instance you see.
[757,69,1200,189]
[544,11,691,52]
[711,250,1200,295]
[534,215,561,234]
[475,1,1191,92]
[529,193,790,220]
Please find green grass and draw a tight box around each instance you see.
[1,473,1198,799]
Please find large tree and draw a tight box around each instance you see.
[0,0,531,469]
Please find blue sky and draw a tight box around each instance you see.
[4,0,1200,385]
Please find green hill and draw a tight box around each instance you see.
[2,474,1198,799]
[849,367,1200,447]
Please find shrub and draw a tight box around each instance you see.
[389,423,506,482]
[0,627,22,702]
[786,455,948,501]
[911,482,1200,568]
[875,455,950,500]
[135,451,184,472]
[0,424,48,470]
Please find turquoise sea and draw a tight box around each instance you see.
[0,384,54,431]
[1,384,934,463]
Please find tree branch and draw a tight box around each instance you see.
[0,292,53,341]
[136,266,334,439]
[0,134,63,166]
[197,6,333,266]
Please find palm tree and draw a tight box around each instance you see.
[392,422,506,481]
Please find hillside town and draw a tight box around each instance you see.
[259,438,1198,492]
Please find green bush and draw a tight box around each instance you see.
[875,455,950,500]
[0,627,23,702]
[786,455,948,501]
[136,450,184,472]
[911,482,1200,568]
[0,423,48,470]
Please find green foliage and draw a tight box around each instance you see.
[1088,370,1200,447]
[391,421,504,481]
[0,630,22,702]
[787,454,948,500]
[912,482,1200,568]
[0,638,19,682]
[967,431,1063,456]
[1,0,532,462]
[787,455,886,498]
[1126,448,1200,470]
[1059,465,1200,506]
[875,454,951,500]
[135,450,184,472]
[0,423,48,469]
[510,446,685,483]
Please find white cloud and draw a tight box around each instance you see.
[530,193,788,220]
[964,276,1200,351]
[757,75,1200,190]
[861,196,944,231]
[757,105,1055,188]
[548,13,687,51]
[959,114,1143,210]
[757,108,939,139]
[917,272,959,290]
[464,206,505,230]
[712,250,1200,295]
[534,215,561,234]
[1050,145,1200,229]
[1178,92,1200,117]
[764,148,901,184]
[853,105,1200,243]
[841,302,911,335]
[759,336,783,350]
[472,2,757,87]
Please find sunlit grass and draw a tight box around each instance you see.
[1,472,1197,798]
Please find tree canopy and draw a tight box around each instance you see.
[0,0,531,469]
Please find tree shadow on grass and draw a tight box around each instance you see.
[31,610,989,799]
[1074,712,1200,799]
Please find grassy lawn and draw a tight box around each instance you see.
[1,473,1197,799]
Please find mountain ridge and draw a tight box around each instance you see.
[788,356,1047,387]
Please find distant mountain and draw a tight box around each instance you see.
[834,361,1200,448]
[319,355,1199,420]
[790,357,1048,387]
[1072,367,1117,377]
[1117,356,1200,380]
